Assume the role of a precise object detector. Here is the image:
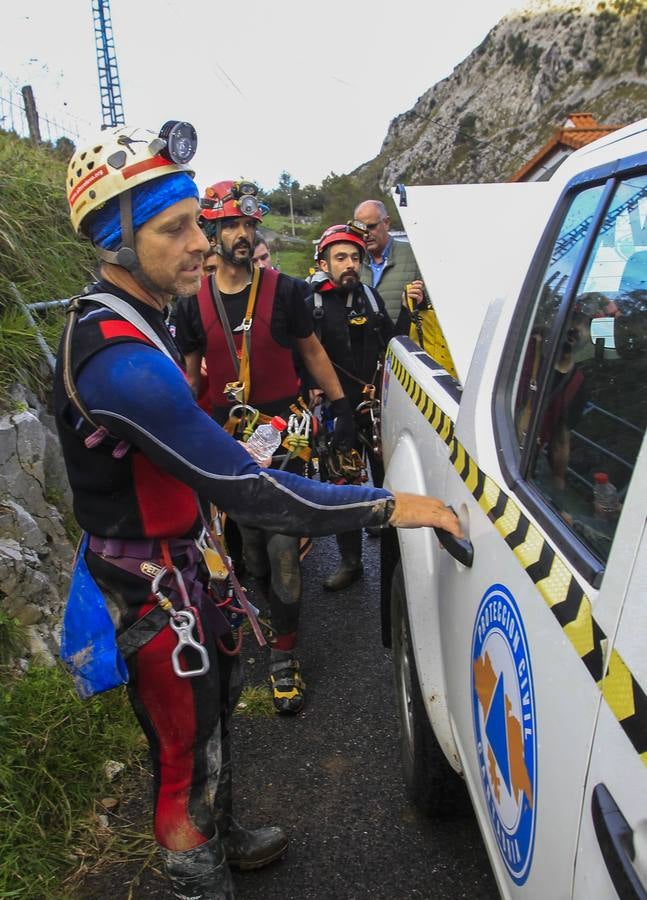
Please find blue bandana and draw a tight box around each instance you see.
[87,172,199,250]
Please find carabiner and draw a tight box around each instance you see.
[169,609,210,678]
[151,565,169,601]
[151,565,191,609]
[230,403,260,440]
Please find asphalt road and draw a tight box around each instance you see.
[77,533,498,900]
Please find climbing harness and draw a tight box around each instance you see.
[200,267,260,417]
[311,283,381,327]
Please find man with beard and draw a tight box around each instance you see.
[304,223,410,591]
[174,180,355,714]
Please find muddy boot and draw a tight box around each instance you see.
[160,833,234,900]
[216,759,288,870]
[268,648,306,714]
[323,530,363,591]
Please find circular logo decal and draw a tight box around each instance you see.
[471,583,537,885]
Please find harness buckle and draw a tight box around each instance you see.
[241,317,253,332]
[224,381,245,403]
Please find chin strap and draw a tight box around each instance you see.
[98,191,138,271]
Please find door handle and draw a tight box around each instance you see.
[433,507,474,568]
[592,783,647,900]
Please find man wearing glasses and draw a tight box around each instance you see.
[354,199,426,324]
[354,199,457,376]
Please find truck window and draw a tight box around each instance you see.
[515,174,647,564]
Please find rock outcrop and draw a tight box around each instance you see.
[357,0,647,189]
[0,385,74,665]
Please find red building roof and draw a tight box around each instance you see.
[509,113,623,182]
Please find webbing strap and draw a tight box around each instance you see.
[239,265,261,404]
[117,605,169,660]
[362,284,380,314]
[207,276,242,377]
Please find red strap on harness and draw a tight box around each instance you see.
[160,539,174,572]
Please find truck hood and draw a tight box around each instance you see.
[392,182,552,384]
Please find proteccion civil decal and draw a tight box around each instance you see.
[472,583,537,885]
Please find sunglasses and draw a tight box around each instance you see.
[363,220,385,231]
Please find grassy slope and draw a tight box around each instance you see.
[0,133,146,896]
[0,130,97,399]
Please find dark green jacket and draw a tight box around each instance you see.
[359,237,422,323]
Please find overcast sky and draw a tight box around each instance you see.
[3,0,525,192]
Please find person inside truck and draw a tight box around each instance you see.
[538,310,590,492]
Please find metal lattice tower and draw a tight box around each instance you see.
[92,0,125,127]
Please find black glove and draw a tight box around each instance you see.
[330,396,356,452]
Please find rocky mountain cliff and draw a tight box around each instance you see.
[360,0,647,189]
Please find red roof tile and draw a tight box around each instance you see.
[509,113,623,182]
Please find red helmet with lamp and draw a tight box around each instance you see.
[315,221,368,261]
[200,180,264,222]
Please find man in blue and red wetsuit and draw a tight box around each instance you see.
[55,122,461,900]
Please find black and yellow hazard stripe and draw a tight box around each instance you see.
[386,347,647,766]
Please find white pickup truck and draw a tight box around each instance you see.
[380,118,647,899]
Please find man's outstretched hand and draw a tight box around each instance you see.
[389,493,463,536]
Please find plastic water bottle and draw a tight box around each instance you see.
[245,416,287,464]
[593,472,620,520]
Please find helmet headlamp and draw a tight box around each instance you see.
[199,178,264,223]
[157,120,198,165]
[234,181,258,198]
[237,194,260,217]
[230,181,260,217]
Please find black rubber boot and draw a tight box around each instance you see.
[160,833,234,900]
[216,759,288,870]
[323,530,363,591]
[221,820,289,870]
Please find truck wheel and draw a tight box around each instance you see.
[391,561,466,818]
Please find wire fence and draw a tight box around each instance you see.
[0,73,83,146]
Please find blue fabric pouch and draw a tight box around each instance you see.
[60,534,129,699]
